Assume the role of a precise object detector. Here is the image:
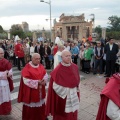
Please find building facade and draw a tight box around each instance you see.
[11,22,29,32]
[21,22,29,32]
[52,13,93,41]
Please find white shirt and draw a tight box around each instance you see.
[107,99,120,120]
[65,46,70,51]
[30,46,35,56]
[109,43,113,51]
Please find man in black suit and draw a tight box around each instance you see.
[34,42,44,64]
[104,38,119,77]
[39,42,44,64]
[34,42,40,53]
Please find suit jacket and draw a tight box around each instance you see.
[104,43,118,60]
[43,46,51,57]
[39,45,44,57]
[34,45,39,53]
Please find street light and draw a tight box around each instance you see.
[40,0,52,42]
[90,14,95,32]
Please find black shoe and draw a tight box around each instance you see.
[18,68,21,71]
[93,73,96,75]
[104,75,110,77]
[86,72,90,74]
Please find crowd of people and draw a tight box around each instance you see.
[0,36,120,75]
[0,35,120,120]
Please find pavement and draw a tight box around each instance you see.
[0,69,106,120]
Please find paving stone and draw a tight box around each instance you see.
[0,72,106,120]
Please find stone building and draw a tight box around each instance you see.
[12,22,29,32]
[52,13,93,42]
[21,22,29,32]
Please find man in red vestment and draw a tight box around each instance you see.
[46,50,80,120]
[14,38,25,71]
[96,73,120,120]
[0,48,14,115]
[88,35,92,42]
[53,44,58,56]
[18,53,48,120]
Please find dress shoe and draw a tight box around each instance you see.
[104,75,110,77]
[86,72,90,74]
[18,68,21,71]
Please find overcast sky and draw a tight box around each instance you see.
[0,0,120,30]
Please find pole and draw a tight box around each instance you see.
[40,0,52,42]
[90,14,95,32]
[49,0,52,42]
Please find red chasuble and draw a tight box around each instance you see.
[46,63,80,119]
[18,63,46,104]
[96,73,120,120]
[0,58,13,115]
[0,58,14,91]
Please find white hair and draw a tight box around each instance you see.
[0,48,4,53]
[58,44,64,49]
[32,53,40,58]
[61,50,71,57]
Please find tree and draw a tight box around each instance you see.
[24,31,33,39]
[10,25,25,38]
[95,25,102,37]
[0,25,4,33]
[108,15,120,31]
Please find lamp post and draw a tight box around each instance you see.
[90,13,95,32]
[40,0,52,42]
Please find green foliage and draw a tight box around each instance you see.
[0,25,7,39]
[95,25,102,39]
[0,25,4,33]
[0,33,7,39]
[108,15,120,31]
[24,31,33,39]
[95,25,102,34]
[106,31,120,40]
[10,25,25,38]
[106,15,120,40]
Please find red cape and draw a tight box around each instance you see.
[53,45,58,55]
[46,63,80,116]
[0,58,14,92]
[18,63,46,104]
[88,36,92,42]
[96,73,120,120]
[15,43,24,57]
[51,63,80,88]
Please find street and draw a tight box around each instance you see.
[0,67,106,120]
